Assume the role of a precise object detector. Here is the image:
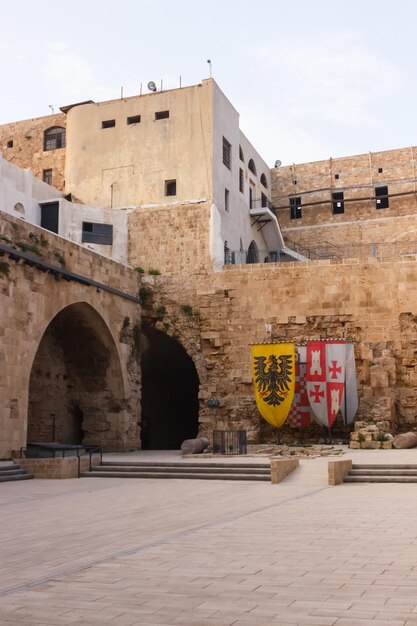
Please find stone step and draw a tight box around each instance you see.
[100,461,269,469]
[95,464,270,476]
[352,464,417,470]
[350,469,417,476]
[0,468,28,476]
[81,470,270,481]
[344,475,417,483]
[0,472,34,483]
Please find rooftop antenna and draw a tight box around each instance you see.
[48,105,54,114]
[147,81,157,92]
[207,59,212,78]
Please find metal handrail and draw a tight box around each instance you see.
[77,446,103,477]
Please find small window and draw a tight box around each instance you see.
[82,222,113,245]
[249,185,254,210]
[6,140,13,148]
[335,173,339,180]
[293,180,297,185]
[239,145,244,161]
[225,188,230,212]
[260,173,268,188]
[290,196,302,219]
[248,159,257,176]
[155,110,169,120]
[127,115,141,125]
[223,137,231,170]
[375,185,389,209]
[261,192,268,208]
[43,169,53,186]
[44,126,66,150]
[165,180,176,196]
[102,119,116,129]
[378,167,383,174]
[239,168,244,193]
[332,191,344,214]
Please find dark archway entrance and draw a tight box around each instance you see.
[140,329,200,449]
[28,302,128,449]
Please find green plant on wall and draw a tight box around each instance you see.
[139,286,151,305]
[180,304,193,316]
[148,268,161,275]
[0,261,10,278]
[156,304,166,317]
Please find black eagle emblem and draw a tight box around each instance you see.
[254,354,293,406]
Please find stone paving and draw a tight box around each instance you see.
[2,451,417,624]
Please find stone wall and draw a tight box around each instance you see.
[0,211,141,458]
[0,113,66,191]
[271,146,417,251]
[142,255,417,443]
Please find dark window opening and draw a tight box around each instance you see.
[335,173,339,180]
[102,119,116,129]
[290,196,302,219]
[378,167,383,174]
[249,186,254,210]
[165,180,176,196]
[248,159,257,176]
[41,202,59,234]
[6,140,13,148]
[375,185,389,209]
[43,169,53,186]
[293,180,297,185]
[127,115,141,124]
[155,110,169,120]
[260,173,268,188]
[261,192,268,208]
[223,137,231,169]
[239,168,244,193]
[332,191,345,214]
[44,126,66,151]
[225,188,229,212]
[82,222,113,245]
[239,145,244,161]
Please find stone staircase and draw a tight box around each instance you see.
[80,460,271,481]
[344,464,417,483]
[0,462,34,483]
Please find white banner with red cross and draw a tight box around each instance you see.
[306,340,346,428]
[287,346,313,428]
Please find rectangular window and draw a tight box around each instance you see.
[261,192,268,208]
[165,180,176,196]
[82,222,113,245]
[43,169,53,186]
[289,196,302,219]
[40,202,59,234]
[6,140,13,148]
[155,110,169,120]
[102,119,116,129]
[223,137,231,170]
[239,168,244,193]
[375,185,389,209]
[127,115,141,125]
[249,186,253,210]
[225,188,230,212]
[332,191,344,214]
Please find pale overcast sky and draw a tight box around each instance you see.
[1,0,416,166]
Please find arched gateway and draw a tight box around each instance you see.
[28,302,132,450]
[140,328,200,449]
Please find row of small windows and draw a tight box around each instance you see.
[101,110,169,129]
[290,186,390,219]
[223,136,268,187]
[292,167,385,186]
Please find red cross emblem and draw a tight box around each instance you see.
[328,360,342,380]
[309,384,325,403]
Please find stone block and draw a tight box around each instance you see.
[328,459,353,485]
[270,458,299,483]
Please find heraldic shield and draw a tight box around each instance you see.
[251,343,295,427]
[306,340,346,428]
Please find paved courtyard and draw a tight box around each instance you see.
[2,451,417,625]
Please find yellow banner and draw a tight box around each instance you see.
[251,343,295,427]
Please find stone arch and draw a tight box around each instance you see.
[27,302,133,450]
[140,327,200,449]
[247,240,259,264]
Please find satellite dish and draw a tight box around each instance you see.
[147,81,157,92]
[274,160,282,168]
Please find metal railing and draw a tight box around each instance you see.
[213,430,247,455]
[77,445,103,477]
[225,241,417,265]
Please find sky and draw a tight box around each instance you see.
[1,0,416,166]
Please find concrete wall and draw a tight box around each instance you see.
[0,113,66,191]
